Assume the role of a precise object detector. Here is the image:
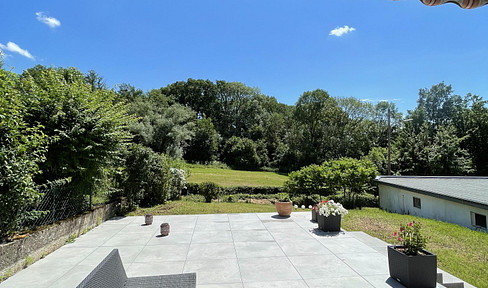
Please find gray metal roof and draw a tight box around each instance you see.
[375,176,488,210]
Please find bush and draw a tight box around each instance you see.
[291,194,321,207]
[284,164,331,197]
[121,144,172,209]
[0,68,48,239]
[222,136,260,170]
[198,182,221,203]
[169,168,187,200]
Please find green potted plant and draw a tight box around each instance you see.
[316,200,348,232]
[388,221,437,288]
[275,192,292,217]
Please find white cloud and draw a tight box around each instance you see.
[329,25,356,37]
[0,42,34,59]
[36,12,61,28]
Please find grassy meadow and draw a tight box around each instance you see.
[186,165,287,187]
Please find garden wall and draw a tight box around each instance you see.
[0,202,117,281]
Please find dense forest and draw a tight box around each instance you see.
[1,62,487,238]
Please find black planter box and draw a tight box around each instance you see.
[317,214,341,232]
[311,209,317,222]
[387,245,437,288]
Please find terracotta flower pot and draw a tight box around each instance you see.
[387,245,437,288]
[275,201,292,217]
[145,214,153,225]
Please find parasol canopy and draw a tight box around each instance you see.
[420,0,488,8]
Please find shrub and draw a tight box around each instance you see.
[0,68,48,239]
[222,136,260,170]
[169,168,187,200]
[284,164,331,197]
[291,194,321,207]
[121,144,172,209]
[198,182,221,203]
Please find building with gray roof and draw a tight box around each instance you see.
[375,176,488,232]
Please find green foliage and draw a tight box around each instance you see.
[17,65,135,204]
[185,116,219,163]
[0,68,48,239]
[275,192,291,202]
[322,158,378,207]
[222,136,261,170]
[198,182,221,203]
[65,233,78,244]
[394,221,427,256]
[284,164,330,197]
[121,144,172,209]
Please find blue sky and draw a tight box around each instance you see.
[1,0,487,113]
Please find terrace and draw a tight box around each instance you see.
[0,212,472,288]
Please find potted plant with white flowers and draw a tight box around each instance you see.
[316,200,348,232]
[388,221,437,288]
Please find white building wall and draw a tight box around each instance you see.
[378,184,488,231]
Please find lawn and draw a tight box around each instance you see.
[186,165,287,187]
[129,200,488,288]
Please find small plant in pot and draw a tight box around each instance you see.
[275,192,292,217]
[316,200,348,232]
[388,221,437,288]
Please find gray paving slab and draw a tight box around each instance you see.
[0,211,474,288]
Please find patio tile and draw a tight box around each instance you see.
[305,276,374,288]
[0,260,72,287]
[271,229,315,243]
[134,244,189,262]
[318,237,378,254]
[229,220,266,230]
[336,252,390,276]
[198,283,243,288]
[35,246,96,267]
[231,230,274,242]
[49,264,94,288]
[194,221,231,232]
[196,214,229,222]
[103,216,138,225]
[277,239,332,256]
[187,243,237,260]
[361,275,407,288]
[228,213,260,221]
[234,241,285,258]
[78,246,144,265]
[183,258,241,285]
[288,255,358,279]
[126,261,185,277]
[192,230,233,243]
[102,231,152,246]
[262,221,301,231]
[243,280,308,288]
[238,257,302,282]
[146,232,194,245]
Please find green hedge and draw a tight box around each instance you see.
[185,183,284,195]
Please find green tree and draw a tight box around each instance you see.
[323,158,378,207]
[0,68,47,238]
[18,66,135,204]
[121,144,172,209]
[185,116,219,163]
[222,136,260,170]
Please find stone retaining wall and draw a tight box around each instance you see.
[0,202,117,280]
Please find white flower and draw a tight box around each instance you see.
[317,200,348,217]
